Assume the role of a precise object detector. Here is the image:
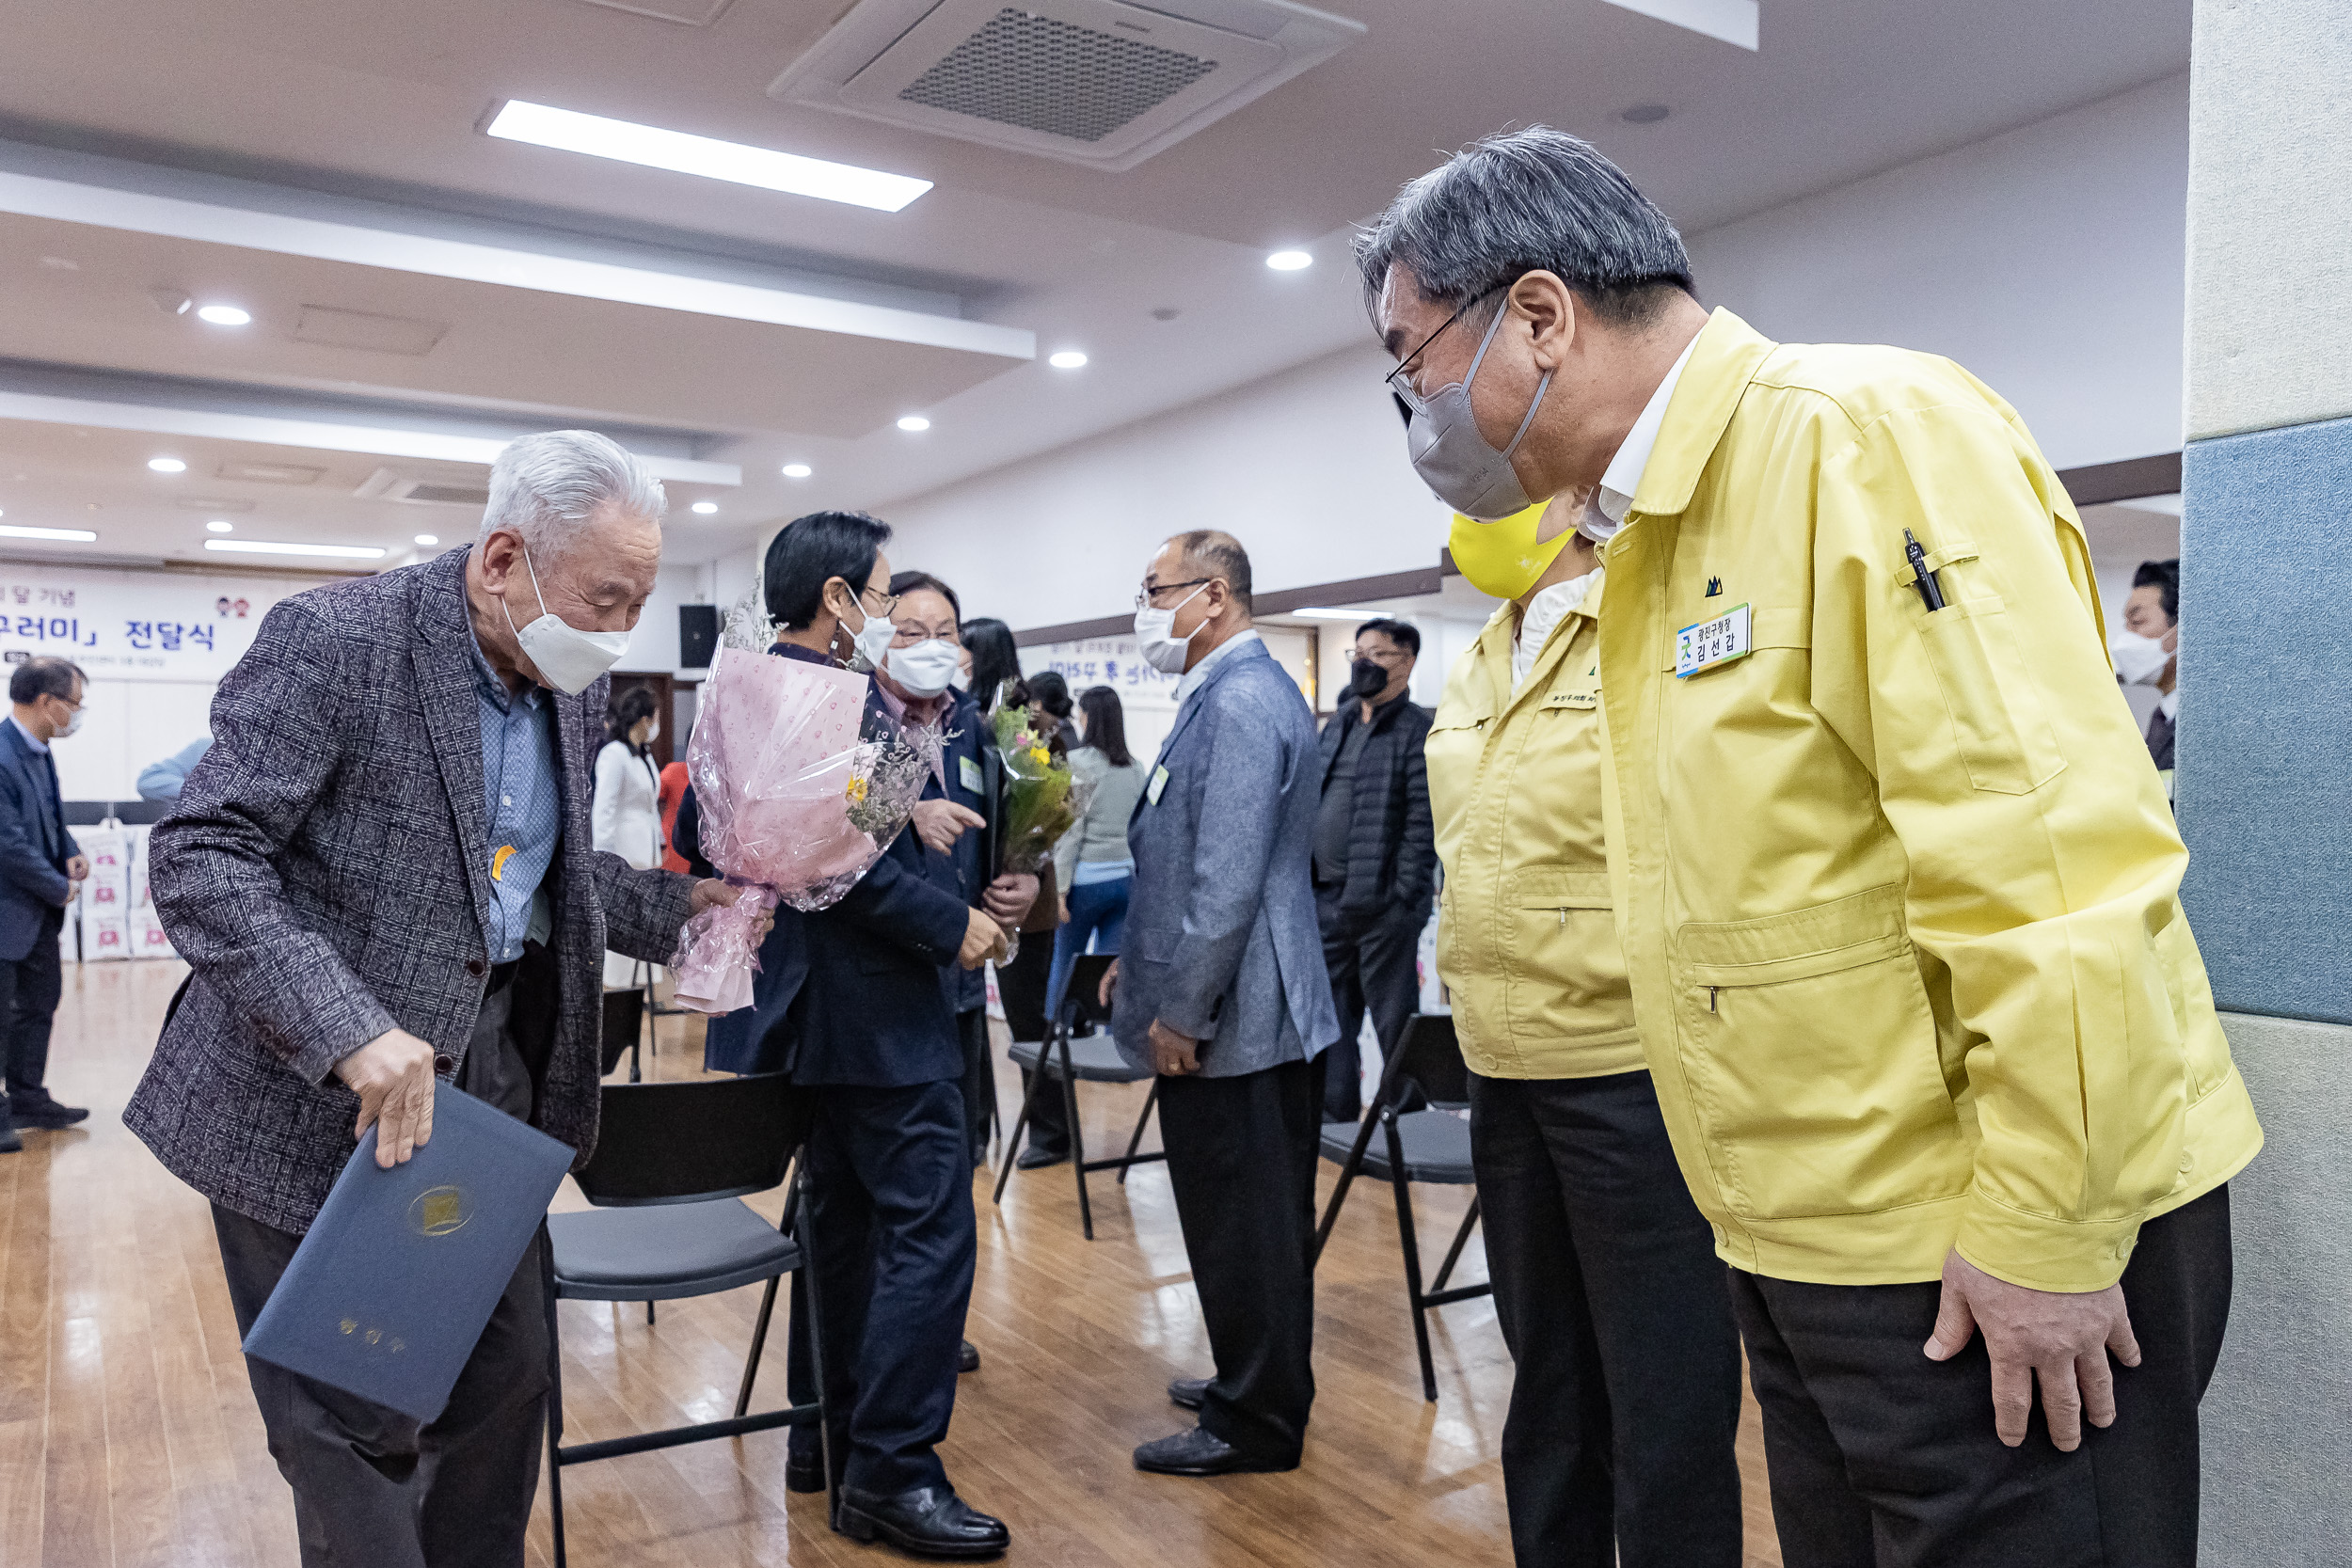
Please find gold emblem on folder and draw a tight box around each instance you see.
[409,1185,471,1238]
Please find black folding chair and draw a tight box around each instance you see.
[543,1074,824,1567]
[1311,1013,1488,1401]
[599,957,660,1082]
[991,952,1164,1241]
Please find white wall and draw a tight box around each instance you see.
[886,74,2192,626]
[1689,72,2189,471]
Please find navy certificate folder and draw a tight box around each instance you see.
[242,1081,574,1423]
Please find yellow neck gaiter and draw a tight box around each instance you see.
[1448,497,1575,601]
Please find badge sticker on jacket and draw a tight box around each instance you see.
[490,845,516,882]
[1676,604,1753,678]
[1147,765,1170,805]
[959,754,983,795]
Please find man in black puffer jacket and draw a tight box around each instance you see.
[1311,618,1436,1122]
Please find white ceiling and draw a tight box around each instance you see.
[0,0,2189,567]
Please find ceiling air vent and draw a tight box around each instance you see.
[355,467,493,508]
[769,0,1365,172]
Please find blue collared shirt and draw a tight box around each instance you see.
[469,633,562,963]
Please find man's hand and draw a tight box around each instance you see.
[1058,895,1071,926]
[1099,958,1120,1009]
[690,879,741,915]
[982,872,1038,926]
[334,1028,439,1169]
[912,800,986,856]
[1147,1018,1200,1077]
[66,854,88,881]
[1924,1247,2141,1451]
[959,908,1009,970]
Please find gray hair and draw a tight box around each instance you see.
[479,430,666,559]
[1356,126,1693,327]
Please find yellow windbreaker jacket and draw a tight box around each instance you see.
[1429,576,1645,1081]
[1597,310,2261,1293]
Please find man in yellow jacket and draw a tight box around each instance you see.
[1359,129,2261,1568]
[1425,492,1742,1568]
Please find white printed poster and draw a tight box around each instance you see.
[1021,627,1314,766]
[0,563,323,683]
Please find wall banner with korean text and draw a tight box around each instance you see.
[0,562,334,683]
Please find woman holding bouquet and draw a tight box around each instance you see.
[677,511,1014,1560]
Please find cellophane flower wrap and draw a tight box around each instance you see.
[993,705,1095,878]
[670,611,930,1014]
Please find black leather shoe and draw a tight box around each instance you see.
[1133,1426,1297,1476]
[959,1339,980,1374]
[785,1453,826,1494]
[0,1117,19,1154]
[10,1098,87,1129]
[835,1485,1008,1559]
[1014,1145,1068,1170]
[1168,1377,1208,1411]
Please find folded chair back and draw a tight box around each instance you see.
[573,1073,814,1207]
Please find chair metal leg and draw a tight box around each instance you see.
[792,1162,843,1528]
[1313,1036,1421,1265]
[542,1237,568,1568]
[991,1057,1048,1207]
[645,1300,655,1325]
[1385,1117,1438,1402]
[1058,1030,1093,1241]
[1116,1078,1159,1187]
[735,1274,780,1418]
[1431,1196,1481,1292]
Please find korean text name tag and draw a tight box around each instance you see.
[958,754,982,795]
[1147,765,1170,804]
[1676,603,1753,679]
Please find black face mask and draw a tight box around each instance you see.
[1349,658,1390,700]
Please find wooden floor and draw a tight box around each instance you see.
[1,960,1781,1567]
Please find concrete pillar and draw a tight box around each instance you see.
[2179,2,2352,1560]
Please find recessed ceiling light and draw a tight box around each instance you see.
[485,100,932,214]
[206,519,234,533]
[414,533,438,546]
[205,539,388,561]
[196,304,252,326]
[1621,103,1670,124]
[781,463,812,479]
[691,500,718,515]
[147,456,187,473]
[1265,249,1313,271]
[0,524,97,543]
[897,416,930,433]
[1048,350,1089,370]
[39,257,79,271]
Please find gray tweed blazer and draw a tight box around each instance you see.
[124,546,697,1234]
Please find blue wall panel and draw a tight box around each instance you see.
[2177,418,2352,1024]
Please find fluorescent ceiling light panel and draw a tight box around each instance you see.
[1289,607,1396,621]
[206,539,387,560]
[486,101,932,214]
[0,389,740,487]
[0,524,98,542]
[1600,0,1758,50]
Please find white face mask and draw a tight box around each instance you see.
[2109,628,2172,687]
[886,638,961,699]
[56,700,83,738]
[504,541,632,696]
[842,594,898,673]
[1135,582,1210,674]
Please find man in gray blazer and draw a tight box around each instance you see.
[1107,529,1339,1477]
[126,431,740,1568]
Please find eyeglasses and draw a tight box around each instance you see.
[1134,578,1212,610]
[1385,287,1501,424]
[855,583,899,617]
[1350,644,1408,666]
[893,619,961,644]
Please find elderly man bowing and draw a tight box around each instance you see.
[127,431,742,1568]
[1104,530,1337,1477]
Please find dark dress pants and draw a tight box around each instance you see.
[1157,1053,1325,1463]
[1316,888,1422,1122]
[1469,1069,1745,1568]
[787,1079,977,1497]
[1730,1184,2232,1568]
[208,981,547,1568]
[0,906,65,1108]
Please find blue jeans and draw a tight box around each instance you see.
[1044,873,1130,1022]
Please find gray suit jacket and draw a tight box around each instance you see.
[124,546,697,1234]
[1112,637,1338,1078]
